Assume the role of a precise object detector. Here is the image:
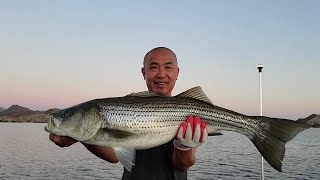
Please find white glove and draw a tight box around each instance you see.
[173,116,208,151]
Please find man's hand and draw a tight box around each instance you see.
[49,134,77,147]
[173,116,208,151]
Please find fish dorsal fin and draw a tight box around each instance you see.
[126,91,160,97]
[176,86,213,105]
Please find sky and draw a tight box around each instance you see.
[0,0,319,120]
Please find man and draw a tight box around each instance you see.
[49,47,208,180]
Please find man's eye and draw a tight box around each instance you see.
[150,66,157,70]
[166,66,173,69]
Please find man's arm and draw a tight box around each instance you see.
[82,143,119,163]
[172,147,196,171]
[49,134,119,163]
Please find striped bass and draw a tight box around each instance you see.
[45,86,311,172]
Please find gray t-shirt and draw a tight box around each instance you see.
[122,140,187,180]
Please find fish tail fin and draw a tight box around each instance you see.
[249,116,311,172]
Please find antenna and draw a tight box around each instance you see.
[257,64,265,180]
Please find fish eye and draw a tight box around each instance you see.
[61,110,67,118]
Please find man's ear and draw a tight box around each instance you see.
[141,67,146,80]
[177,67,180,80]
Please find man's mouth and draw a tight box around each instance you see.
[154,82,167,85]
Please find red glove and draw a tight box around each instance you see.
[173,116,208,151]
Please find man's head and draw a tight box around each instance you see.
[142,47,179,97]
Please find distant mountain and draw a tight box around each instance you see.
[0,105,60,123]
[0,105,34,117]
[0,107,5,112]
[44,108,61,114]
[297,114,320,127]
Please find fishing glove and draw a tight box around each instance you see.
[173,116,208,151]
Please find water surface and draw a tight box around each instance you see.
[0,123,319,179]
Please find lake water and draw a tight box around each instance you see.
[0,123,319,179]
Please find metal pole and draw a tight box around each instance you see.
[257,64,265,180]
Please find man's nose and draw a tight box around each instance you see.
[156,68,166,78]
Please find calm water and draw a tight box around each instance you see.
[0,123,319,179]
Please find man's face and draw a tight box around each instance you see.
[142,49,179,97]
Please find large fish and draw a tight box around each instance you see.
[45,86,312,172]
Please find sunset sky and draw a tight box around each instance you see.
[0,1,319,119]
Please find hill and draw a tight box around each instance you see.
[0,105,34,117]
[297,114,320,127]
[0,105,60,123]
[0,107,5,112]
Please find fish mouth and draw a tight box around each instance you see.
[44,114,54,133]
[44,114,66,136]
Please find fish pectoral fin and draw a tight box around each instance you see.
[102,129,135,139]
[113,147,136,172]
[175,86,213,105]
